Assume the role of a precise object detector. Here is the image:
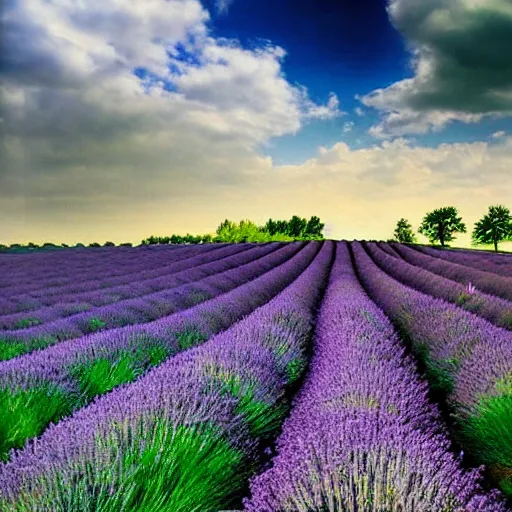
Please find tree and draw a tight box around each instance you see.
[287,216,308,238]
[393,218,417,243]
[304,216,325,239]
[216,219,236,236]
[170,234,183,244]
[141,236,157,245]
[264,218,279,236]
[274,220,289,235]
[418,207,466,247]
[472,205,512,252]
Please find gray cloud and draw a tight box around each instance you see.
[3,0,510,246]
[0,0,341,220]
[362,0,512,136]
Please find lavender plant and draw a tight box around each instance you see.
[352,241,512,498]
[0,242,333,511]
[415,245,512,278]
[365,242,512,330]
[0,242,318,461]
[0,244,251,318]
[0,243,292,358]
[244,242,505,511]
[0,243,211,300]
[391,242,512,302]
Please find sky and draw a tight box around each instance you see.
[1,0,512,246]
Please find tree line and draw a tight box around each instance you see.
[0,215,324,251]
[141,215,325,245]
[392,205,512,252]
[0,242,133,253]
[3,208,511,252]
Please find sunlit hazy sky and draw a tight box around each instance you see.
[1,0,512,246]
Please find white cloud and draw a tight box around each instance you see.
[1,0,341,205]
[343,121,354,133]
[300,91,343,121]
[365,107,482,139]
[2,0,210,86]
[361,0,512,137]
[257,135,512,242]
[2,0,511,247]
[215,0,234,14]
[354,107,365,117]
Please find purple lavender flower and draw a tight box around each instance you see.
[0,242,333,510]
[415,245,512,278]
[244,242,506,512]
[390,242,512,303]
[0,244,248,315]
[0,243,294,356]
[365,242,512,330]
[352,241,512,499]
[0,243,208,301]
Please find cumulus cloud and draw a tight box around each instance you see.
[362,0,512,137]
[299,91,343,121]
[0,0,340,230]
[257,136,512,243]
[1,0,510,246]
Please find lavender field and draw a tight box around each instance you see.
[0,241,511,511]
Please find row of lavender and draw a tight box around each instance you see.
[415,245,512,277]
[0,241,334,511]
[0,242,319,462]
[0,243,225,301]
[0,239,199,275]
[389,242,512,302]
[0,244,184,286]
[0,245,147,281]
[0,243,302,360]
[244,241,505,511]
[0,244,220,318]
[1,240,510,509]
[352,241,512,500]
[364,242,512,330]
[0,243,252,324]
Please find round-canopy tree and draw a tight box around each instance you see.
[418,206,466,247]
[472,205,512,252]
